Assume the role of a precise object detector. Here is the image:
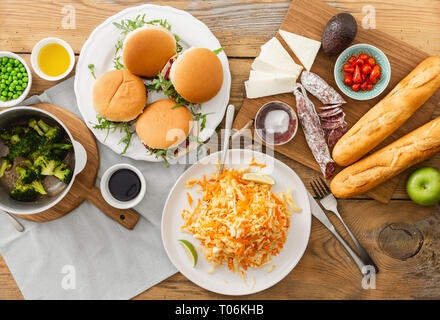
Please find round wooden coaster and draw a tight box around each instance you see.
[13,103,139,229]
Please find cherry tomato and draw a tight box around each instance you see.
[367,83,373,91]
[367,57,376,67]
[361,81,368,91]
[359,53,369,61]
[361,64,372,75]
[347,56,356,65]
[343,63,355,73]
[344,73,353,85]
[353,65,362,84]
[353,57,365,67]
[370,64,381,81]
[369,76,378,84]
[351,83,361,91]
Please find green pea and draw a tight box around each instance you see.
[22,83,27,89]
[7,92,13,97]
[6,67,11,72]
[0,84,5,89]
[2,57,8,64]
[23,77,28,83]
[17,73,22,78]
[5,80,11,85]
[1,91,7,96]
[12,80,18,85]
[0,96,6,102]
[15,85,22,91]
[17,90,22,95]
[12,76,17,81]
[12,94,18,99]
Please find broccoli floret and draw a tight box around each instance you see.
[31,180,47,195]
[16,166,40,184]
[50,143,72,150]
[0,158,12,178]
[6,128,45,160]
[37,120,62,142]
[10,134,20,144]
[10,179,47,202]
[53,163,73,184]
[28,119,45,136]
[34,156,60,176]
[10,182,39,202]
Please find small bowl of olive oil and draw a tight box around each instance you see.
[31,37,75,81]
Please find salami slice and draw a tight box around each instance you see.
[293,83,336,179]
[327,122,348,148]
[320,103,343,110]
[301,71,346,105]
[322,112,345,123]
[318,108,343,118]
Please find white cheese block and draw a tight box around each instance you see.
[245,75,298,99]
[279,29,321,71]
[249,70,294,81]
[256,37,303,74]
[251,56,302,78]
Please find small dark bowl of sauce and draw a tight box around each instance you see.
[100,164,146,209]
[255,101,298,146]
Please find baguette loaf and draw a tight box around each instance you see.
[333,56,440,167]
[330,116,440,198]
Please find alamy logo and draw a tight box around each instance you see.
[61,5,76,30]
[61,265,76,290]
[362,5,376,30]
[361,265,376,290]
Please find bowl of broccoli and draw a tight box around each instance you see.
[0,106,87,214]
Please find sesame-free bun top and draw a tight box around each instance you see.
[92,69,147,122]
[123,25,177,78]
[136,99,193,149]
[170,47,223,103]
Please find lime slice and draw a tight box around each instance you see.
[242,172,275,185]
[178,239,198,267]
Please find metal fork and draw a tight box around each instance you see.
[311,177,379,273]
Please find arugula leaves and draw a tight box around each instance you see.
[213,47,224,55]
[92,115,135,155]
[88,64,96,79]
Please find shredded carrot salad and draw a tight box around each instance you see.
[181,167,301,274]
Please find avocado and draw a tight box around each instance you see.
[321,13,357,56]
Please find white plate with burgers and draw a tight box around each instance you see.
[162,149,311,295]
[74,4,231,162]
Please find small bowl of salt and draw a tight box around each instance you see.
[254,101,298,146]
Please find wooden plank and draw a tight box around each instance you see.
[1,199,439,299]
[0,1,439,58]
[134,199,439,299]
[1,0,440,301]
[233,0,440,203]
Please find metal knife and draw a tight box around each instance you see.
[308,192,366,274]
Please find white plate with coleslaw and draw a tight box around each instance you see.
[161,149,311,295]
[74,4,231,162]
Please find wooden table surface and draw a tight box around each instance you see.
[0,0,439,300]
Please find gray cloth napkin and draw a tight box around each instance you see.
[0,77,195,299]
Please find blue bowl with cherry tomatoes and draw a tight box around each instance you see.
[334,44,391,101]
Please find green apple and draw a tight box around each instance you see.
[406,167,440,206]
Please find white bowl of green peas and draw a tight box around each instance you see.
[0,52,32,108]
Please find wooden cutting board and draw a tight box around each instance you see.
[13,103,140,229]
[233,0,440,203]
